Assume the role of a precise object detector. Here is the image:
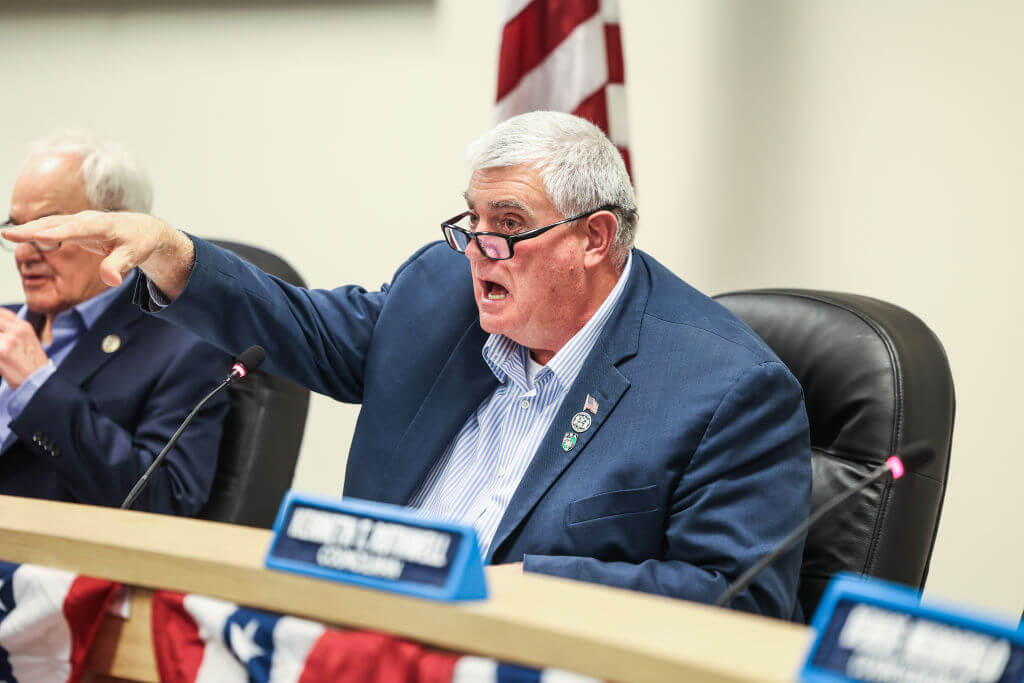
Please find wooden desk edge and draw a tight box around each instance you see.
[0,496,810,683]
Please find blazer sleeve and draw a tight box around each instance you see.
[523,360,812,619]
[136,236,428,403]
[8,337,230,516]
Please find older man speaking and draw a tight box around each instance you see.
[6,114,811,617]
[0,133,229,515]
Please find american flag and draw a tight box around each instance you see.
[0,563,602,682]
[495,0,631,176]
[152,590,601,683]
[0,562,120,683]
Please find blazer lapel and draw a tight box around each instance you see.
[489,255,652,560]
[383,321,499,505]
[54,280,146,390]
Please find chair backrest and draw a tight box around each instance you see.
[197,239,310,528]
[713,289,955,617]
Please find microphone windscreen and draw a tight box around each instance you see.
[235,345,266,371]
[896,441,934,471]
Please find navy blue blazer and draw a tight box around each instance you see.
[146,238,811,617]
[0,276,231,515]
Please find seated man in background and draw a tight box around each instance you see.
[7,114,811,618]
[0,133,230,515]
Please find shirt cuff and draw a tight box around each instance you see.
[8,359,56,417]
[147,280,172,309]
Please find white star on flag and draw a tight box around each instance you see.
[229,619,265,663]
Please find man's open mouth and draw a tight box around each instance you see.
[484,281,508,301]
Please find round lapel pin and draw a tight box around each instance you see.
[561,432,578,452]
[570,411,592,433]
[101,334,121,354]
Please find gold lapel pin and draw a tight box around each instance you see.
[101,334,121,354]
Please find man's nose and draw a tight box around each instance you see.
[14,241,43,262]
[464,236,487,262]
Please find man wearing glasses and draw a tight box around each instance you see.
[6,113,811,618]
[0,133,229,515]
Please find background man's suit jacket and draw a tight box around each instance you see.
[145,238,811,617]
[0,279,230,515]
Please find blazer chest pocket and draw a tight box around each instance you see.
[567,484,660,527]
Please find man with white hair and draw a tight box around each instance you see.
[0,133,229,515]
[6,113,811,617]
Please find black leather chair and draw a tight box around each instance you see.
[196,240,310,528]
[713,289,954,617]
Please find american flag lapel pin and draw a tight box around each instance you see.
[584,394,599,415]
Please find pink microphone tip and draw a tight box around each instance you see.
[886,455,905,479]
[231,363,247,378]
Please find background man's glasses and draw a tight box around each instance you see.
[441,205,615,261]
[0,219,61,252]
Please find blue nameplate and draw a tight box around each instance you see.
[802,573,1024,682]
[265,491,487,601]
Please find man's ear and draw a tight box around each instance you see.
[581,210,618,269]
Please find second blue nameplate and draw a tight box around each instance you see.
[264,491,487,602]
[802,572,1024,682]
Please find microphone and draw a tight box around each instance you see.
[120,345,266,511]
[229,345,266,381]
[713,441,935,608]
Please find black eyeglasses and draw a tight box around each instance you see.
[441,205,616,261]
[0,219,61,253]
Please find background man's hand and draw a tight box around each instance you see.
[1,211,194,299]
[0,309,49,389]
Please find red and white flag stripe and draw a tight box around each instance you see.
[496,0,631,175]
[0,562,120,683]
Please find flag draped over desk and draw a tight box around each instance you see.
[496,0,631,177]
[152,590,600,683]
[0,562,120,683]
[0,562,601,682]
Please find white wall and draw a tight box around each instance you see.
[0,0,1020,620]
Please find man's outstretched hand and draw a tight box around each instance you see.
[2,211,195,300]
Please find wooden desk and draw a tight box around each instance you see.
[0,495,810,682]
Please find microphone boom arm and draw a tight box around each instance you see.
[119,344,265,511]
[120,376,232,510]
[713,441,933,610]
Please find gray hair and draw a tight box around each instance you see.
[466,111,638,268]
[27,131,153,213]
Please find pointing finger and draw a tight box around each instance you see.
[1,211,118,247]
[0,215,72,243]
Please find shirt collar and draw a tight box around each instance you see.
[482,334,526,389]
[481,251,633,390]
[20,270,134,332]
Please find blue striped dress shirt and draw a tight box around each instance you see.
[409,252,633,559]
